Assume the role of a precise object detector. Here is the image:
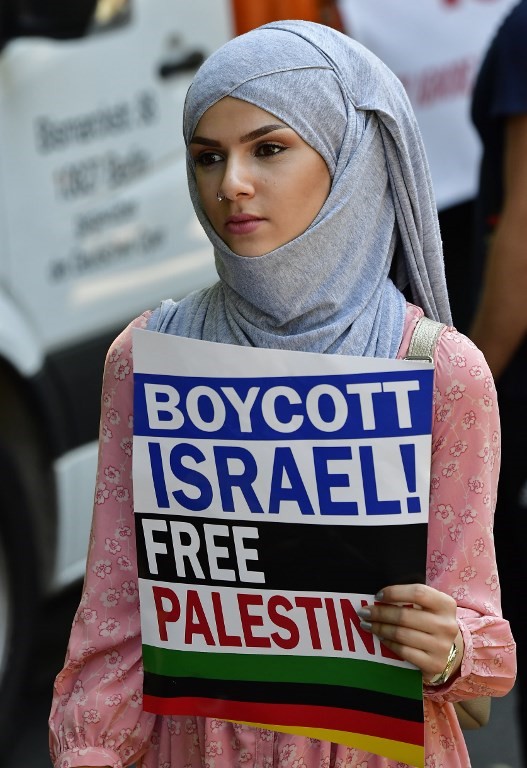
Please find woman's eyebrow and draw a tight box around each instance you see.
[190,123,288,147]
[240,124,288,143]
[190,136,221,147]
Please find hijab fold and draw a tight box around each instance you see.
[149,21,451,358]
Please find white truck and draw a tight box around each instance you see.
[0,0,232,748]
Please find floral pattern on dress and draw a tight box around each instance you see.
[49,304,516,768]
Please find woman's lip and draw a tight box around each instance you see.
[225,215,264,235]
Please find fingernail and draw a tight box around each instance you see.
[375,590,384,601]
[360,620,372,632]
[357,607,371,619]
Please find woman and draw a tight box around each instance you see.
[49,20,515,768]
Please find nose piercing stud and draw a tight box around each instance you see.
[217,192,225,202]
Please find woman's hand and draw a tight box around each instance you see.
[357,583,463,684]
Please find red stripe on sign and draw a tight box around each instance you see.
[142,695,424,746]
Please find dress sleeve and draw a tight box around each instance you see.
[49,312,159,768]
[423,326,516,704]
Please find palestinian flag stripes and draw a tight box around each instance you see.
[132,330,434,767]
[140,621,424,765]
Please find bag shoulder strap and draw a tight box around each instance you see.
[404,316,446,362]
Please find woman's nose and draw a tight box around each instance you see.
[220,156,255,200]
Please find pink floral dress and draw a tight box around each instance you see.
[49,303,516,768]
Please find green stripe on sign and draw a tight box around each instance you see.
[142,646,422,700]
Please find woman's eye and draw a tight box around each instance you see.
[255,143,286,158]
[195,151,223,167]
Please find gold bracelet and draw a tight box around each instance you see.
[427,642,459,686]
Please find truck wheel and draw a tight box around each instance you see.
[0,445,39,756]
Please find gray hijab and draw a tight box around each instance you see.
[150,20,451,358]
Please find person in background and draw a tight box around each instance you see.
[49,20,515,768]
[337,0,517,333]
[469,0,527,760]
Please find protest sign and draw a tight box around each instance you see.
[132,328,435,767]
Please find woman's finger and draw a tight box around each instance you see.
[375,583,457,614]
[358,601,458,638]
[359,619,458,677]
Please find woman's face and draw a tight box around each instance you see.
[189,96,331,257]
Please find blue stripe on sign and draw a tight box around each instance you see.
[133,370,434,441]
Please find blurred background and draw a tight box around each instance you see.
[0,1,521,766]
